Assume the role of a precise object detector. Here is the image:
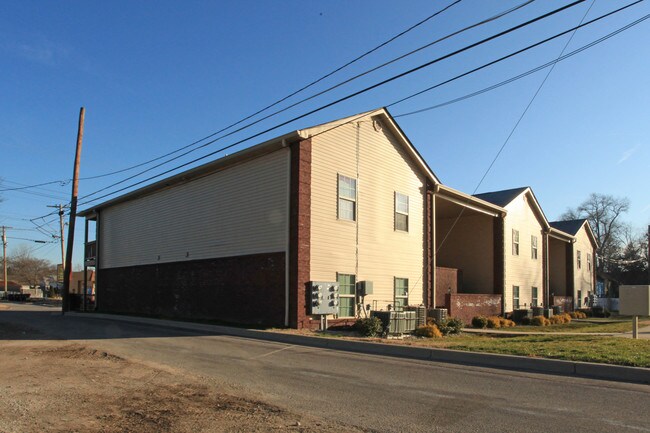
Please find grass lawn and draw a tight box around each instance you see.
[482,318,650,334]
[397,334,650,368]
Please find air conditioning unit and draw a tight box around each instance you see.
[427,308,447,323]
[356,281,373,296]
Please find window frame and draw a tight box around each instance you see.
[512,229,520,256]
[531,286,538,307]
[393,277,409,311]
[587,253,592,271]
[336,273,356,318]
[513,285,520,309]
[531,235,538,260]
[577,250,582,269]
[394,192,409,232]
[337,174,357,221]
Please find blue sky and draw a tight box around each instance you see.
[1,0,648,268]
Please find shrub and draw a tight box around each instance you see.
[499,318,516,327]
[436,317,464,335]
[354,317,384,337]
[549,315,564,325]
[531,316,550,326]
[414,324,442,338]
[570,311,587,319]
[520,316,531,326]
[472,316,488,329]
[486,316,501,329]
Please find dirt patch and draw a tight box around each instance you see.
[0,323,368,433]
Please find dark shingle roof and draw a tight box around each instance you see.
[473,187,528,207]
[549,219,587,236]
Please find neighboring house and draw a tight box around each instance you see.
[79,108,442,328]
[549,219,598,309]
[70,270,95,295]
[473,187,550,313]
[0,280,23,292]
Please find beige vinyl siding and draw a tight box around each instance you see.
[99,149,289,269]
[436,213,494,293]
[310,118,425,312]
[503,193,544,311]
[573,226,594,299]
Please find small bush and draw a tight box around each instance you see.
[520,316,531,326]
[436,317,464,335]
[486,316,501,329]
[472,316,488,329]
[499,318,516,327]
[354,317,384,337]
[570,311,587,319]
[414,324,442,338]
[531,316,550,326]
[549,315,564,325]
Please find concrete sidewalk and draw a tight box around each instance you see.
[66,311,650,385]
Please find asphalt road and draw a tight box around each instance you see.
[2,303,649,433]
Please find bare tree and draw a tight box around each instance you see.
[561,193,630,273]
[7,245,56,289]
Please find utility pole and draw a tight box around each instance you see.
[2,226,9,298]
[47,204,66,267]
[62,107,85,314]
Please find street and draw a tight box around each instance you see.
[2,303,649,433]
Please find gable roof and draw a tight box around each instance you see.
[550,218,599,248]
[473,187,529,207]
[549,219,587,236]
[474,186,550,230]
[79,108,439,217]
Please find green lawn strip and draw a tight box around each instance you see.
[484,320,650,334]
[402,334,650,367]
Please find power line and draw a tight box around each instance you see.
[434,0,599,261]
[75,1,464,181]
[0,0,462,194]
[78,0,585,206]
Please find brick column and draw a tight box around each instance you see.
[289,139,312,328]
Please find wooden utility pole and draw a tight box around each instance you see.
[62,107,85,313]
[2,226,8,298]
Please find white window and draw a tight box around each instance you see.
[587,253,592,271]
[512,229,520,256]
[531,287,538,307]
[394,278,408,311]
[394,192,409,232]
[338,174,357,221]
[577,250,582,269]
[513,285,520,309]
[337,273,356,318]
[531,235,538,260]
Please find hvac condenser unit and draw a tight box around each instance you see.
[356,281,373,296]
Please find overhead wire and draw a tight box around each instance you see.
[3,0,464,193]
[76,0,534,198]
[78,0,585,206]
[433,0,601,256]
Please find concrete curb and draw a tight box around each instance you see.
[68,312,650,385]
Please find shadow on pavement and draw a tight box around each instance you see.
[0,306,227,341]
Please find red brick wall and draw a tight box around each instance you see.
[289,138,312,329]
[435,267,460,308]
[97,252,286,326]
[446,293,502,323]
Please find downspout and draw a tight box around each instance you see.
[282,139,290,327]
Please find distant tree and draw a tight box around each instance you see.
[612,227,649,285]
[561,193,630,274]
[7,245,56,289]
